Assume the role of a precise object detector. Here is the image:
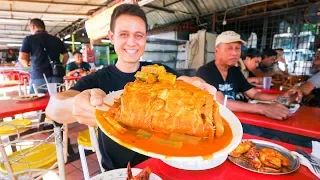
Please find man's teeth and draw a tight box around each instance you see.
[125,49,138,54]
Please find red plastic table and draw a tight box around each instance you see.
[135,134,316,180]
[235,106,320,139]
[255,87,284,95]
[0,94,50,119]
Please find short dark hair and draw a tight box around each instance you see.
[242,48,262,60]
[262,49,277,59]
[73,51,82,56]
[110,4,148,32]
[30,18,46,30]
[274,48,284,52]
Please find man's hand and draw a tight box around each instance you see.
[248,77,262,85]
[77,68,84,73]
[259,103,290,120]
[283,87,303,103]
[72,88,106,126]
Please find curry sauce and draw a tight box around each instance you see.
[96,109,233,158]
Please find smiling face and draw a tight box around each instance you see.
[215,42,242,67]
[108,14,147,64]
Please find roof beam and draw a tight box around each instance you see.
[0,10,88,18]
[0,38,23,43]
[0,18,74,25]
[0,0,101,8]
[0,34,26,39]
[0,29,30,34]
[0,24,67,28]
[144,4,175,13]
[190,0,201,15]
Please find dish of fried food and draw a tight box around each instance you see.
[104,64,223,139]
[12,93,45,101]
[228,140,299,174]
[95,64,235,158]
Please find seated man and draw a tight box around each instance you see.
[196,31,301,120]
[250,49,284,77]
[66,51,92,76]
[300,51,320,96]
[239,48,263,85]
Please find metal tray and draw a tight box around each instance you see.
[228,139,300,175]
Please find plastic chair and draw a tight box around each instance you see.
[0,121,65,180]
[78,127,103,180]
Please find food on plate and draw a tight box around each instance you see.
[103,64,224,139]
[127,162,151,180]
[19,95,38,99]
[229,141,253,158]
[229,141,291,173]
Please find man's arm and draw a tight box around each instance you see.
[244,88,280,101]
[45,90,80,124]
[215,91,263,113]
[61,53,69,66]
[299,82,315,96]
[67,69,83,76]
[251,69,280,77]
[18,52,30,67]
[215,91,289,120]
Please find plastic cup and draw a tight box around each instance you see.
[263,77,272,89]
[47,83,58,96]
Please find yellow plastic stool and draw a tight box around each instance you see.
[78,128,102,180]
[0,119,32,135]
[0,143,57,174]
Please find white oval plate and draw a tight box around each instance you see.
[91,168,162,180]
[96,90,243,170]
[12,93,45,101]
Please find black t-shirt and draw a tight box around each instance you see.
[196,61,253,100]
[20,31,67,79]
[71,62,179,170]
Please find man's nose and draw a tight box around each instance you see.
[126,35,137,46]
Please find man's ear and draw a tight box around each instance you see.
[108,31,114,44]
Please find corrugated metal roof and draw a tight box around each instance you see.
[143,0,262,26]
[0,0,106,48]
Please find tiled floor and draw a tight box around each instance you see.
[0,87,101,179]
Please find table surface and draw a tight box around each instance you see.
[135,134,317,180]
[0,94,50,118]
[235,106,320,139]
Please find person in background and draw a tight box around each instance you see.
[66,51,94,77]
[250,49,284,77]
[46,4,209,171]
[274,48,289,75]
[19,18,69,93]
[196,31,302,120]
[5,49,17,63]
[300,52,320,96]
[239,48,263,85]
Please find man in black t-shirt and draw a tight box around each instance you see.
[19,18,69,93]
[197,31,301,120]
[46,4,208,171]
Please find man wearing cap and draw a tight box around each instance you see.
[196,31,301,120]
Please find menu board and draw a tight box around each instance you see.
[85,0,134,40]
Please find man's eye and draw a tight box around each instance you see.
[120,34,128,37]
